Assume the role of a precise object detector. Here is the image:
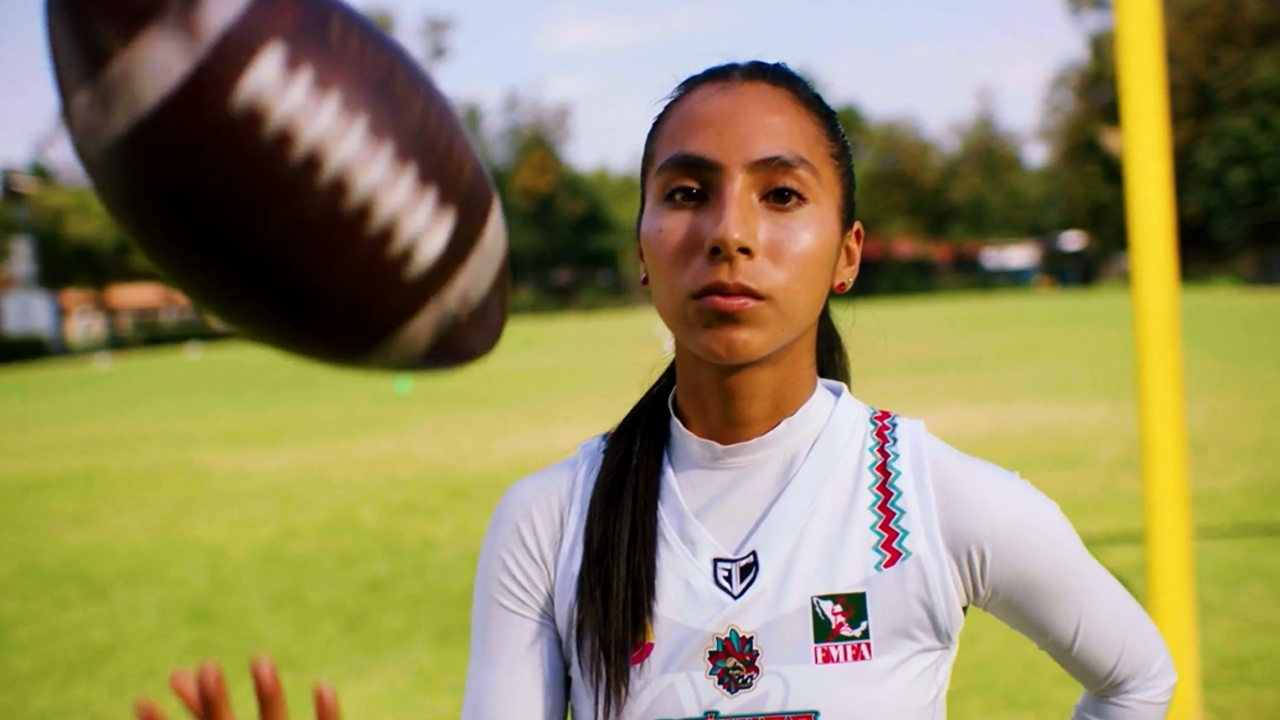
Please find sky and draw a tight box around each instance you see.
[0,0,1091,177]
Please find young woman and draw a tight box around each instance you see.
[136,61,1177,720]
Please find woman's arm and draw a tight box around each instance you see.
[460,461,575,720]
[925,434,1178,719]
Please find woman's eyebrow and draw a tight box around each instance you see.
[653,152,818,179]
[653,152,721,178]
[747,154,819,178]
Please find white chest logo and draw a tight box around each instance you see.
[712,551,760,600]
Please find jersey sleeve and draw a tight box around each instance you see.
[459,453,578,720]
[922,432,1178,719]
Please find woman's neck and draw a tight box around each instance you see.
[671,341,820,446]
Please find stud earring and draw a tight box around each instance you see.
[640,272,649,286]
[834,280,849,294]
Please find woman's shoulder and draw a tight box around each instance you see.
[490,433,608,525]
[897,417,1067,532]
[841,395,1023,486]
[476,434,610,591]
[847,400,1057,511]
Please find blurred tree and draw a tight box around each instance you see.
[941,95,1050,239]
[856,119,949,238]
[586,169,643,295]
[0,200,15,263]
[1166,0,1280,256]
[1043,30,1127,255]
[360,7,453,74]
[1046,0,1280,266]
[455,100,496,170]
[363,6,395,34]
[834,103,870,161]
[1180,50,1280,248]
[0,199,15,235]
[497,137,615,297]
[420,16,453,71]
[24,182,158,288]
[493,92,572,167]
[479,95,618,301]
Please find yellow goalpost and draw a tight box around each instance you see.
[1112,0,1203,718]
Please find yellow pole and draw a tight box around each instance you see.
[1112,1,1203,718]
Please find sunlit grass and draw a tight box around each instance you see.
[0,285,1275,719]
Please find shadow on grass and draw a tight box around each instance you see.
[1086,521,1280,600]
[1083,521,1280,549]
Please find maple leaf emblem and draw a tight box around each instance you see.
[705,626,762,696]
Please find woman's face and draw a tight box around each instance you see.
[638,81,863,369]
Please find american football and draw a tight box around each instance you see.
[45,0,509,370]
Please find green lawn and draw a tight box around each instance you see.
[1,285,1276,720]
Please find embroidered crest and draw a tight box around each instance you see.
[705,626,762,696]
[810,591,873,665]
[712,551,760,600]
[867,409,911,571]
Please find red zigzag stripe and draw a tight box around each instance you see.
[870,410,905,569]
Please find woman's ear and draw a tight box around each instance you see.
[832,221,864,288]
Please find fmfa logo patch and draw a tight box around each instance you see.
[712,551,760,600]
[810,592,873,665]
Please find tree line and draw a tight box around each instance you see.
[3,0,1276,307]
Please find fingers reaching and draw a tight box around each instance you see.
[135,698,170,720]
[170,669,202,718]
[143,656,338,720]
[314,682,340,720]
[197,662,237,720]
[251,657,289,720]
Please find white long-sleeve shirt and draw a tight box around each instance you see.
[460,380,1176,719]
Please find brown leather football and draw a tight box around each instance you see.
[46,0,509,370]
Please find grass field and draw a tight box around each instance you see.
[1,285,1276,720]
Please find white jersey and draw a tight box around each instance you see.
[460,380,1176,720]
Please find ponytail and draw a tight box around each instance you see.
[575,361,674,720]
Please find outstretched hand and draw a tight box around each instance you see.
[134,657,339,720]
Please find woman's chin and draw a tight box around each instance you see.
[678,330,781,369]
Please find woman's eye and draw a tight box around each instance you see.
[664,186,704,204]
[764,187,805,206]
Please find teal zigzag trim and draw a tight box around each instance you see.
[867,409,911,571]
[884,435,912,564]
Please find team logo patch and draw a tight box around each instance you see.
[810,592,873,665]
[660,712,819,720]
[705,626,762,696]
[712,551,760,600]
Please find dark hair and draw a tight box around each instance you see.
[574,61,855,719]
